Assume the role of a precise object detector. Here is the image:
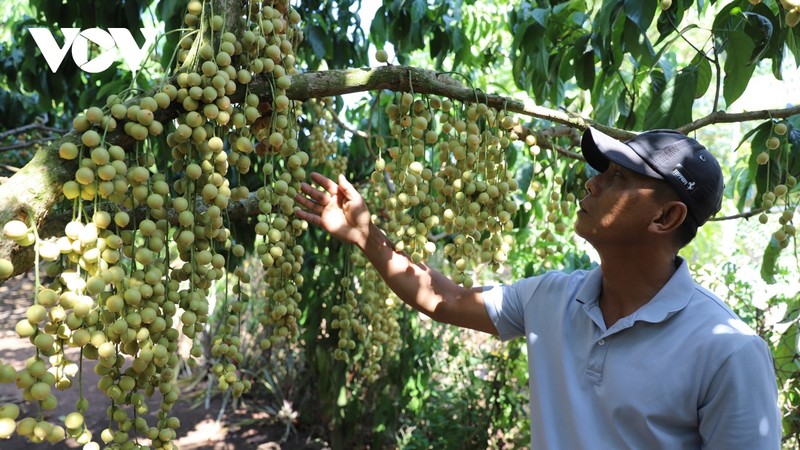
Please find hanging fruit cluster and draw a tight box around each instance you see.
[326,239,402,384]
[348,254,402,383]
[306,97,347,174]
[523,134,579,261]
[755,120,797,248]
[0,0,305,448]
[370,91,520,287]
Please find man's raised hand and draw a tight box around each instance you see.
[294,172,372,248]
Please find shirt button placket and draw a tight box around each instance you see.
[585,336,610,384]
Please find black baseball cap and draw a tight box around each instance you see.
[581,127,724,226]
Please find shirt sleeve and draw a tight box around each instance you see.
[483,275,552,341]
[698,338,781,450]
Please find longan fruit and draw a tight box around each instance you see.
[0,417,16,439]
[85,107,104,124]
[766,136,780,150]
[26,304,47,324]
[59,142,80,160]
[30,381,51,401]
[114,212,130,228]
[81,130,101,147]
[211,15,224,31]
[276,75,292,90]
[0,258,13,280]
[3,220,28,240]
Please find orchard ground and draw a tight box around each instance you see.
[0,273,328,450]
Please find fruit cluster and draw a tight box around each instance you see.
[756,121,796,247]
[371,92,520,287]
[0,0,306,448]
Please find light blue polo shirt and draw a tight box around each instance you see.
[483,259,781,449]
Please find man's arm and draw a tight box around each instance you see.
[294,172,498,335]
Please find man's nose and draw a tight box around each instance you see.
[584,176,598,195]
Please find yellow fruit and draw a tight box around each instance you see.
[75,167,95,185]
[59,142,80,160]
[26,305,47,324]
[81,130,101,147]
[0,417,16,439]
[30,382,51,401]
[0,403,20,420]
[767,136,781,150]
[276,75,292,90]
[0,258,12,279]
[376,49,389,63]
[187,0,202,15]
[661,0,672,10]
[64,412,84,430]
[788,9,800,28]
[211,15,224,31]
[3,220,28,240]
[782,0,800,9]
[0,364,15,383]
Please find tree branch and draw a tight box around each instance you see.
[326,105,369,140]
[678,105,800,134]
[0,123,66,141]
[0,137,59,153]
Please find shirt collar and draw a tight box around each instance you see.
[575,257,695,326]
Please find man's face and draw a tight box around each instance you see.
[575,162,669,249]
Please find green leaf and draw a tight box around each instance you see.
[722,31,756,107]
[430,28,447,69]
[592,73,623,125]
[656,0,688,42]
[643,64,697,129]
[515,162,534,195]
[306,25,327,58]
[735,121,767,151]
[630,68,664,129]
[760,236,782,284]
[411,0,426,23]
[370,6,387,43]
[731,165,754,212]
[336,385,348,407]
[711,3,739,46]
[693,54,712,98]
[623,0,657,32]
[742,12,773,64]
[531,8,549,27]
[786,21,800,66]
[571,33,595,90]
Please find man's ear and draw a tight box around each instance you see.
[650,201,687,234]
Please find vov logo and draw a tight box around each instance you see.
[28,28,159,73]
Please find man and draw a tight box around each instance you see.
[294,127,781,449]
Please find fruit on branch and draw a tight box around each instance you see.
[2,0,307,448]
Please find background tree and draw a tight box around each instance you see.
[0,0,798,449]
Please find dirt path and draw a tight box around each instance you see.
[0,273,327,450]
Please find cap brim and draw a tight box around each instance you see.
[581,127,661,179]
